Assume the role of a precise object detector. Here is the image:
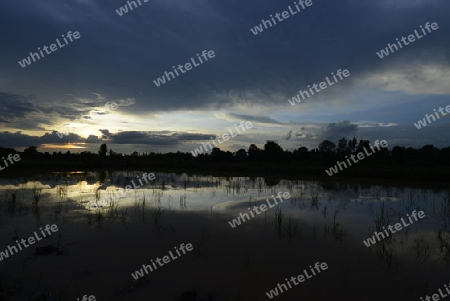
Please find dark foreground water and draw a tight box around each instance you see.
[0,171,449,300]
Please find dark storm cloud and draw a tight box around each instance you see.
[0,92,72,129]
[0,92,39,120]
[227,113,283,125]
[171,133,213,141]
[0,91,113,130]
[109,131,213,145]
[285,129,292,140]
[15,118,50,131]
[320,120,358,141]
[284,120,358,146]
[0,132,38,148]
[43,132,85,143]
[86,135,102,143]
[0,131,86,148]
[0,129,213,148]
[1,0,448,112]
[99,129,111,139]
[108,132,175,145]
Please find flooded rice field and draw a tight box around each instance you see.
[0,171,448,300]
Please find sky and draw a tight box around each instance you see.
[0,0,449,154]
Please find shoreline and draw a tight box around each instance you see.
[2,161,450,187]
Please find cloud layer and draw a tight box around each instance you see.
[0,0,449,152]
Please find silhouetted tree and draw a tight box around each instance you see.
[99,144,108,157]
[418,145,439,164]
[293,147,309,162]
[211,147,224,161]
[264,141,283,162]
[392,146,405,164]
[248,144,261,161]
[348,137,357,152]
[338,137,348,153]
[0,147,17,157]
[223,151,233,161]
[235,149,247,162]
[24,146,38,155]
[319,140,336,153]
[298,147,308,154]
[356,140,370,152]
[440,147,450,165]
[22,146,38,159]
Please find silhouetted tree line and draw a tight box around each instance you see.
[1,138,450,179]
